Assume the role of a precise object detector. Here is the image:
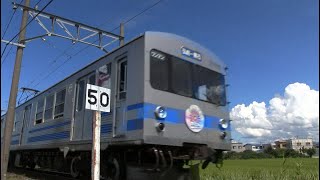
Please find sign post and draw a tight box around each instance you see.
[85,84,110,180]
[92,111,101,180]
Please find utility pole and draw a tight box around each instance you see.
[1,2,123,179]
[1,0,30,179]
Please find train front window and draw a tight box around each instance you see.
[192,64,226,105]
[150,49,226,106]
[171,57,193,97]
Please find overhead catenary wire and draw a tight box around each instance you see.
[1,0,53,59]
[24,21,110,87]
[27,45,74,87]
[111,0,163,32]
[22,6,117,87]
[1,7,35,67]
[29,0,164,89]
[1,0,24,40]
[1,0,41,66]
[1,0,24,65]
[1,0,51,108]
[1,45,15,66]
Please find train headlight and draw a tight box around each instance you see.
[155,106,167,119]
[219,119,229,129]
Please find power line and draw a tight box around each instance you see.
[111,0,163,32]
[26,0,164,88]
[26,44,74,87]
[1,0,24,66]
[34,0,42,7]
[21,7,117,87]
[1,8,33,67]
[24,25,107,87]
[67,0,164,64]
[1,45,14,66]
[1,0,52,59]
[1,0,24,39]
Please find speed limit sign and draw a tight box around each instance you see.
[85,84,111,112]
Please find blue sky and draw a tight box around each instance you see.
[1,0,319,142]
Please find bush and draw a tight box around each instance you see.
[304,148,316,158]
[224,151,241,159]
[285,149,302,158]
[224,148,308,160]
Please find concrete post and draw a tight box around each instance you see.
[1,0,30,179]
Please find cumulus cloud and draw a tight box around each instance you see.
[230,82,319,141]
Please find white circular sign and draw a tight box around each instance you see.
[185,105,205,132]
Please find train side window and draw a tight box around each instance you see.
[14,121,20,132]
[13,114,17,131]
[1,118,4,130]
[54,89,66,119]
[44,95,54,120]
[35,99,44,124]
[77,80,85,111]
[98,63,111,88]
[1,118,4,137]
[13,112,21,131]
[89,74,96,84]
[118,60,127,100]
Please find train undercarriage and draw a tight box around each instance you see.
[9,144,223,180]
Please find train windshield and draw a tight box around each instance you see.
[150,49,226,106]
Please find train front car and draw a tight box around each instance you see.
[138,32,231,173]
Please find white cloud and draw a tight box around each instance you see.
[230,82,319,141]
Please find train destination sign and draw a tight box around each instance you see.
[85,84,111,112]
[181,46,202,61]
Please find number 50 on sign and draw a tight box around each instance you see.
[85,84,111,112]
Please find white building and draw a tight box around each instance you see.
[287,138,313,152]
[231,141,244,152]
[244,144,263,152]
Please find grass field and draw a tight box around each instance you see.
[197,158,319,180]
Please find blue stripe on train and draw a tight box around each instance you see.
[101,112,112,117]
[12,134,20,137]
[28,131,70,143]
[27,124,112,143]
[101,123,112,134]
[26,102,229,141]
[126,102,231,131]
[127,118,144,131]
[29,121,71,133]
[11,140,19,145]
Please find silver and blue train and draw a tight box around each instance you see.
[1,32,231,179]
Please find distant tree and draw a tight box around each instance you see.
[264,146,278,158]
[223,151,238,159]
[305,148,316,158]
[271,148,286,158]
[264,146,273,154]
[241,150,259,159]
[284,149,301,158]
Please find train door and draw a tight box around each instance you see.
[114,57,127,137]
[73,72,96,140]
[20,104,32,145]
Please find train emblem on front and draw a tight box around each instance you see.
[185,105,205,132]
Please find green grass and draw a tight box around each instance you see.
[198,158,319,180]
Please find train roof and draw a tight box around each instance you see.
[2,31,226,112]
[145,31,226,68]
